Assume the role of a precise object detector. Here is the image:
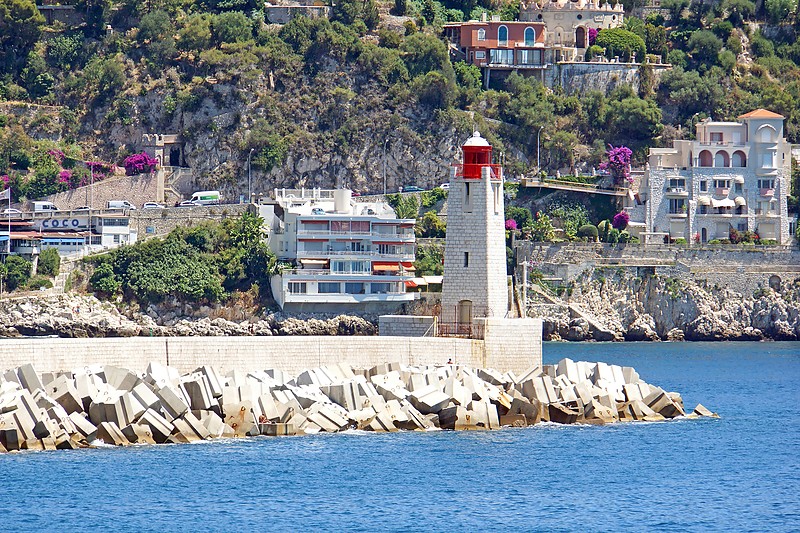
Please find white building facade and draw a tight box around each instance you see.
[261,188,417,312]
[637,109,792,244]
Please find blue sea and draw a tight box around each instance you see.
[1,341,798,532]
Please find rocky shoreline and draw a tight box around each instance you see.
[0,294,377,338]
[527,270,800,342]
[0,358,717,453]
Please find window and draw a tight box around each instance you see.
[713,179,730,189]
[318,282,340,294]
[351,221,369,233]
[332,260,370,273]
[710,132,723,142]
[699,205,708,214]
[700,181,708,192]
[669,199,686,214]
[464,182,472,212]
[477,28,486,41]
[524,27,535,46]
[737,222,747,231]
[761,152,774,168]
[344,282,365,294]
[475,50,486,59]
[518,50,540,65]
[668,178,686,190]
[103,218,129,227]
[370,282,392,294]
[498,25,508,46]
[464,252,469,267]
[288,282,307,294]
[113,235,120,244]
[758,179,775,189]
[734,183,743,193]
[489,49,514,65]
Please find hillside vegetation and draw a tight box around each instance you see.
[1,0,799,206]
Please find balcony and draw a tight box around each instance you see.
[715,187,730,196]
[665,187,688,197]
[668,211,687,218]
[296,249,415,260]
[754,209,778,217]
[296,228,415,240]
[760,188,775,198]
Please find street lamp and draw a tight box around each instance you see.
[536,126,544,171]
[382,138,389,195]
[247,148,255,202]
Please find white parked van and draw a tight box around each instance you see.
[190,190,221,205]
[107,200,137,210]
[33,201,59,212]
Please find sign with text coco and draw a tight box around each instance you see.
[37,218,89,230]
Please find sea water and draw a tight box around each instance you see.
[0,341,797,532]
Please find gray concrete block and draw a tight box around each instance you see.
[468,400,500,429]
[0,428,20,451]
[201,411,226,438]
[103,366,140,392]
[154,386,189,420]
[170,418,200,443]
[183,376,215,411]
[222,401,256,437]
[137,409,174,443]
[623,383,643,402]
[409,386,451,414]
[556,358,582,384]
[68,412,98,441]
[97,421,130,446]
[438,406,483,430]
[121,423,156,445]
[547,403,580,424]
[443,378,472,407]
[366,410,398,432]
[259,422,296,436]
[197,366,224,398]
[180,411,211,440]
[508,397,541,425]
[47,375,83,414]
[16,364,44,393]
[513,366,542,384]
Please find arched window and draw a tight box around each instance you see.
[524,27,535,46]
[732,150,746,167]
[498,25,508,46]
[698,150,712,167]
[477,28,486,41]
[757,125,776,143]
[714,151,730,168]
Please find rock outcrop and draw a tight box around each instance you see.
[528,270,800,342]
[0,295,376,338]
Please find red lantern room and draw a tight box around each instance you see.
[454,132,502,181]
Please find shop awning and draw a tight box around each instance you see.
[401,262,415,271]
[734,197,746,207]
[374,264,400,271]
[405,277,427,288]
[696,196,711,206]
[711,198,736,208]
[733,176,745,184]
[300,259,328,265]
[422,275,443,285]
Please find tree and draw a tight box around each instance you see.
[414,243,443,275]
[37,247,60,277]
[506,206,533,229]
[5,255,31,291]
[687,30,722,67]
[529,212,555,242]
[89,262,120,296]
[178,14,213,52]
[0,0,44,75]
[595,29,646,62]
[386,193,419,219]
[721,0,754,26]
[764,0,796,23]
[545,131,578,171]
[415,210,446,237]
[401,33,451,78]
[212,11,253,44]
[608,97,663,140]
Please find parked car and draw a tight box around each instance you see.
[32,201,59,212]
[143,202,165,209]
[107,200,137,210]
[438,183,450,190]
[1,208,22,217]
[73,206,91,211]
[402,185,425,193]
[311,207,325,215]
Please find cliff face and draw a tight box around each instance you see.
[531,270,800,342]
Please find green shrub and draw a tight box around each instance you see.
[37,247,60,277]
[26,275,52,290]
[4,256,32,291]
[577,224,599,241]
[89,262,120,296]
[674,237,687,245]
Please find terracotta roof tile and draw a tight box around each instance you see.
[738,109,784,119]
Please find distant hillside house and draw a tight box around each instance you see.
[520,0,625,53]
[263,1,331,24]
[259,188,417,313]
[629,109,793,245]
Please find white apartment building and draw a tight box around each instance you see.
[633,109,792,244]
[260,188,417,312]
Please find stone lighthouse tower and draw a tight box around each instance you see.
[441,132,509,327]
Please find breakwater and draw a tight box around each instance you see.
[0,358,715,453]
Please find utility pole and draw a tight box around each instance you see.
[247,148,255,202]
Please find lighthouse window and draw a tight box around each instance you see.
[464,182,472,212]
[464,252,469,267]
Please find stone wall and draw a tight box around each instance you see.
[128,203,251,238]
[39,173,161,211]
[477,318,543,373]
[379,315,437,337]
[0,335,533,375]
[546,62,671,95]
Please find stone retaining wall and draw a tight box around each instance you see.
[128,204,251,238]
[0,329,542,375]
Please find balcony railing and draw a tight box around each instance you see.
[296,249,415,259]
[297,229,415,239]
[715,187,730,195]
[759,188,775,197]
[437,322,485,340]
[453,163,503,180]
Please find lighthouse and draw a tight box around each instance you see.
[440,132,509,328]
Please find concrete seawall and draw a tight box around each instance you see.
[0,330,542,375]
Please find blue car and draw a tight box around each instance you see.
[402,185,425,193]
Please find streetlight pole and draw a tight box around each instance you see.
[382,138,389,196]
[247,148,255,202]
[536,126,544,172]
